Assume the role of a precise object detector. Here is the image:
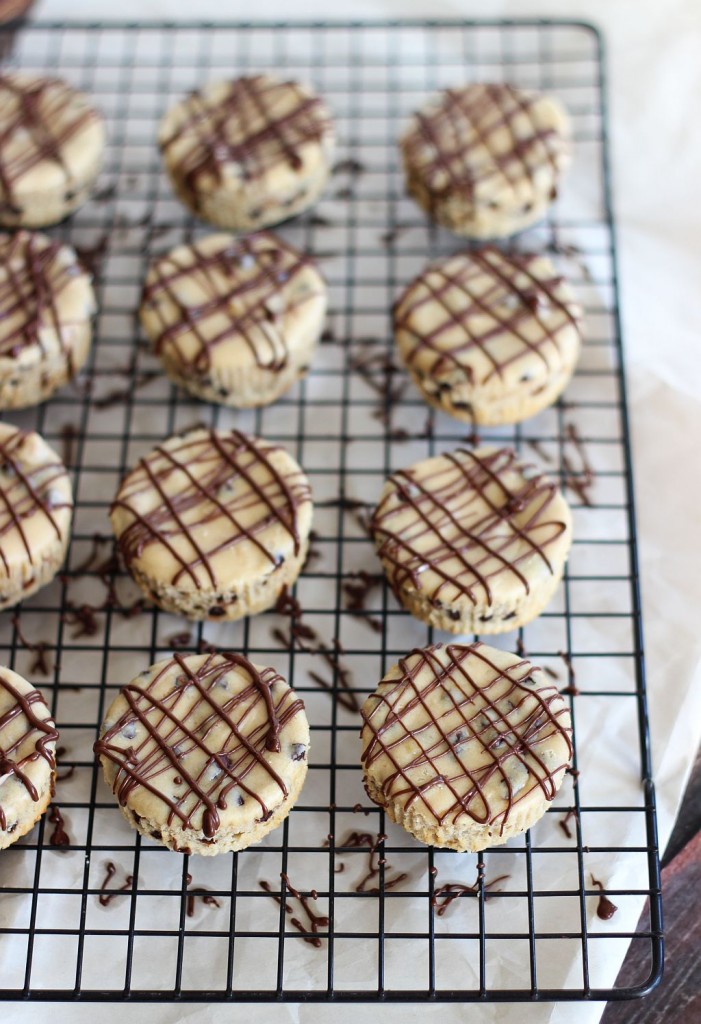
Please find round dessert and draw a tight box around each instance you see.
[159,74,335,231]
[110,426,313,621]
[400,83,571,239]
[94,651,310,856]
[360,641,572,851]
[0,73,105,228]
[0,666,58,850]
[140,232,327,408]
[0,423,73,611]
[0,230,96,409]
[371,446,572,634]
[393,247,582,426]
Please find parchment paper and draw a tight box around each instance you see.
[2,2,700,1022]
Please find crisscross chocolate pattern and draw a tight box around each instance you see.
[142,232,321,375]
[402,83,566,202]
[0,75,100,213]
[361,642,572,831]
[0,425,71,575]
[94,652,305,838]
[112,428,311,589]
[0,231,87,359]
[371,447,567,606]
[0,671,58,831]
[394,247,580,384]
[160,75,332,195]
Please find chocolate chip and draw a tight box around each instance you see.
[208,607,226,618]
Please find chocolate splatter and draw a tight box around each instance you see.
[432,862,510,916]
[343,571,383,634]
[11,615,52,676]
[273,587,360,713]
[98,861,134,906]
[332,831,407,894]
[558,806,579,839]
[259,873,329,948]
[562,423,596,507]
[48,804,69,847]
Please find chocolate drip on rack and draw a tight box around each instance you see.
[160,74,331,200]
[394,246,579,384]
[111,427,309,590]
[360,642,572,833]
[0,75,99,213]
[591,875,618,920]
[371,447,567,607]
[0,231,88,359]
[402,83,564,208]
[93,651,305,839]
[141,232,320,377]
[0,671,58,831]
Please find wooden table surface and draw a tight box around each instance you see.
[601,746,701,1022]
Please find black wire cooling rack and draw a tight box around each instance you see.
[0,18,663,1004]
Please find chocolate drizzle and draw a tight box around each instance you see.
[0,231,91,361]
[0,75,101,215]
[0,670,58,832]
[402,83,568,211]
[111,427,310,593]
[0,425,71,580]
[160,74,332,202]
[141,232,323,379]
[360,642,572,833]
[93,651,305,839]
[371,447,568,608]
[393,247,580,387]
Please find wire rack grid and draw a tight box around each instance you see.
[0,18,662,1004]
